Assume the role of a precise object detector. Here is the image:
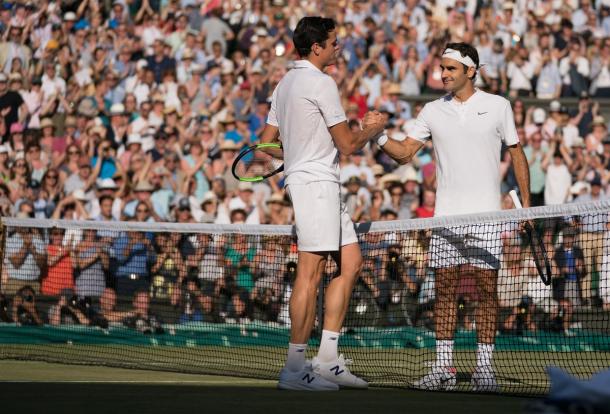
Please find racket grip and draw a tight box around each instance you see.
[509,190,523,209]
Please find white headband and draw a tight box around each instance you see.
[442,48,477,68]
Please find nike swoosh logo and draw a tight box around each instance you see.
[478,112,488,115]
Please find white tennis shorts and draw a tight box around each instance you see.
[429,224,502,270]
[286,181,358,252]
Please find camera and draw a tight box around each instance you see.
[388,251,400,262]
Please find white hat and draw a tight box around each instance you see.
[549,100,561,112]
[97,178,118,190]
[109,103,125,116]
[0,144,9,154]
[238,181,253,191]
[72,189,88,201]
[201,191,217,204]
[533,108,546,124]
[136,59,148,70]
[126,134,143,146]
[64,11,77,21]
[402,167,421,184]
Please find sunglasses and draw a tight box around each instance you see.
[15,163,27,167]
[68,150,80,155]
[136,208,149,213]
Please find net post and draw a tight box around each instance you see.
[0,218,5,292]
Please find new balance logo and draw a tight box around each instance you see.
[302,374,315,384]
[477,112,488,115]
[330,365,344,376]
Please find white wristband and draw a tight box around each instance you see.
[376,134,388,147]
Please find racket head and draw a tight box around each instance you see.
[231,143,284,182]
[524,222,552,286]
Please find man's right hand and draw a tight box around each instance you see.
[362,111,385,135]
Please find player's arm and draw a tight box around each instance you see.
[258,121,283,159]
[378,136,424,165]
[508,143,531,208]
[328,119,385,155]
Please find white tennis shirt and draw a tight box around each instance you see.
[267,60,347,185]
[409,90,519,216]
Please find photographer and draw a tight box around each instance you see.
[11,285,43,326]
[48,288,90,326]
[179,278,219,323]
[122,290,164,334]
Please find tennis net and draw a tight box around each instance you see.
[0,200,609,394]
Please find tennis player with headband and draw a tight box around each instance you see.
[259,16,386,391]
[377,43,531,392]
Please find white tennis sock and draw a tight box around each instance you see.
[435,339,454,368]
[286,343,307,372]
[317,330,340,362]
[476,343,494,369]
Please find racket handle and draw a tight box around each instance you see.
[509,190,523,209]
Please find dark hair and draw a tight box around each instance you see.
[444,42,479,80]
[99,194,114,204]
[293,17,336,58]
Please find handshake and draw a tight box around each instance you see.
[362,110,387,139]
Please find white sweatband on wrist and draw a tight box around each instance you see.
[376,134,388,147]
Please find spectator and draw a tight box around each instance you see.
[122,289,164,334]
[11,285,43,326]
[3,225,46,295]
[73,228,109,299]
[110,230,156,297]
[48,288,90,326]
[554,227,585,333]
[41,227,74,296]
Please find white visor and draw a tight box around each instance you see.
[442,48,477,68]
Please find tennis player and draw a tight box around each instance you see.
[259,17,386,391]
[377,43,531,392]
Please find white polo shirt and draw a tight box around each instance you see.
[409,90,519,216]
[267,60,346,185]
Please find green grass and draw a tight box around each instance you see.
[3,344,608,395]
[0,361,536,414]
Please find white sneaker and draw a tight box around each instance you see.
[311,354,369,389]
[278,363,339,391]
[411,366,457,390]
[471,366,499,393]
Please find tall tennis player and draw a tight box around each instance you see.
[377,43,531,392]
[259,17,386,391]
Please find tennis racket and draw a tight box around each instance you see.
[231,143,284,182]
[509,190,552,286]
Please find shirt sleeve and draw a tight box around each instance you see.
[267,87,279,127]
[408,105,431,142]
[500,100,519,146]
[315,76,347,128]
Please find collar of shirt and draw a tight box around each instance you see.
[293,59,322,73]
[449,88,481,106]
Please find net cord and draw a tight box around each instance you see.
[2,199,609,235]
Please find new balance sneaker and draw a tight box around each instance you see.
[311,354,369,389]
[278,363,339,391]
[411,366,457,390]
[471,366,499,393]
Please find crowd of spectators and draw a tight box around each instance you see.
[0,1,609,333]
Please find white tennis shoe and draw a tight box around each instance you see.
[411,365,457,390]
[311,354,369,389]
[471,365,499,393]
[278,363,339,391]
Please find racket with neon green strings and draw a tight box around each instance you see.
[231,143,284,182]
